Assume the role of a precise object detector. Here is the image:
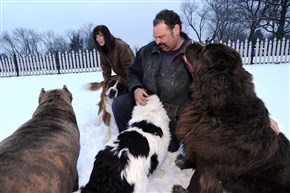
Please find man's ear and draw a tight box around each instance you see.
[173,24,181,35]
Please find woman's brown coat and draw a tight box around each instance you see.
[99,39,135,82]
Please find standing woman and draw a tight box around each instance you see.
[93,25,135,83]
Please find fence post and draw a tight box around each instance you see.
[13,53,19,77]
[264,39,269,64]
[54,51,60,74]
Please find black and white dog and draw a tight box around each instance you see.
[79,94,170,193]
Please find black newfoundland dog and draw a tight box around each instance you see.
[172,43,290,193]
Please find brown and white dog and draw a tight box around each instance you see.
[86,75,128,141]
[172,43,290,193]
[0,85,80,193]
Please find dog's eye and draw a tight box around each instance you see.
[108,80,117,87]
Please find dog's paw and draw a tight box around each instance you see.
[95,115,103,127]
[175,154,196,170]
[175,154,187,169]
[105,132,111,143]
[172,184,187,193]
[95,120,102,127]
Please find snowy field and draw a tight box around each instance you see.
[1,63,289,192]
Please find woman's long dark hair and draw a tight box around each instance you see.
[92,25,116,53]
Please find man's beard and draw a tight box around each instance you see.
[159,43,169,51]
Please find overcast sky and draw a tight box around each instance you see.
[0,0,197,48]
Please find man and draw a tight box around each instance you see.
[112,9,192,152]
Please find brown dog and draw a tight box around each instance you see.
[172,43,290,193]
[86,75,128,141]
[0,85,80,193]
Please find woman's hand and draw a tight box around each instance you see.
[134,88,148,106]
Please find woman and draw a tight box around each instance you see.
[93,25,135,83]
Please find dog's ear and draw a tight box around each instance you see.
[184,43,204,73]
[62,85,73,101]
[204,44,242,71]
[39,88,46,104]
[40,88,45,96]
[63,85,70,93]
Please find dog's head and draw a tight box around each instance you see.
[128,95,170,135]
[86,76,128,116]
[183,42,243,74]
[39,85,72,105]
[86,75,128,99]
[35,85,74,117]
[105,76,128,99]
[184,42,255,108]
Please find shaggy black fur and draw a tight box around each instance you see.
[80,130,150,193]
[81,145,134,193]
[172,43,290,193]
[131,120,163,137]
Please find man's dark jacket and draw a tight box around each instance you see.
[128,34,192,120]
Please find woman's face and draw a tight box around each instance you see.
[96,33,105,46]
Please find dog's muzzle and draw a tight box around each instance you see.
[107,88,118,99]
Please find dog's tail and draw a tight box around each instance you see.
[82,82,104,91]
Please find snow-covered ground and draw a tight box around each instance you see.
[1,63,289,192]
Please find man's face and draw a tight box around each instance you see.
[153,22,176,52]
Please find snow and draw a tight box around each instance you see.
[1,63,289,192]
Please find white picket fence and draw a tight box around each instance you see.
[225,38,290,64]
[0,49,102,78]
[1,38,290,78]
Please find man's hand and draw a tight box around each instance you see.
[134,88,148,106]
[270,117,280,135]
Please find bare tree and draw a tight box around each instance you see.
[53,36,70,53]
[1,25,95,57]
[232,0,271,43]
[42,31,69,54]
[180,0,247,42]
[29,29,44,55]
[205,0,245,42]
[80,22,95,51]
[231,0,272,64]
[180,0,206,42]
[66,30,84,52]
[263,0,290,40]
[42,31,59,53]
[1,31,20,56]
[13,28,43,56]
[1,28,44,57]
